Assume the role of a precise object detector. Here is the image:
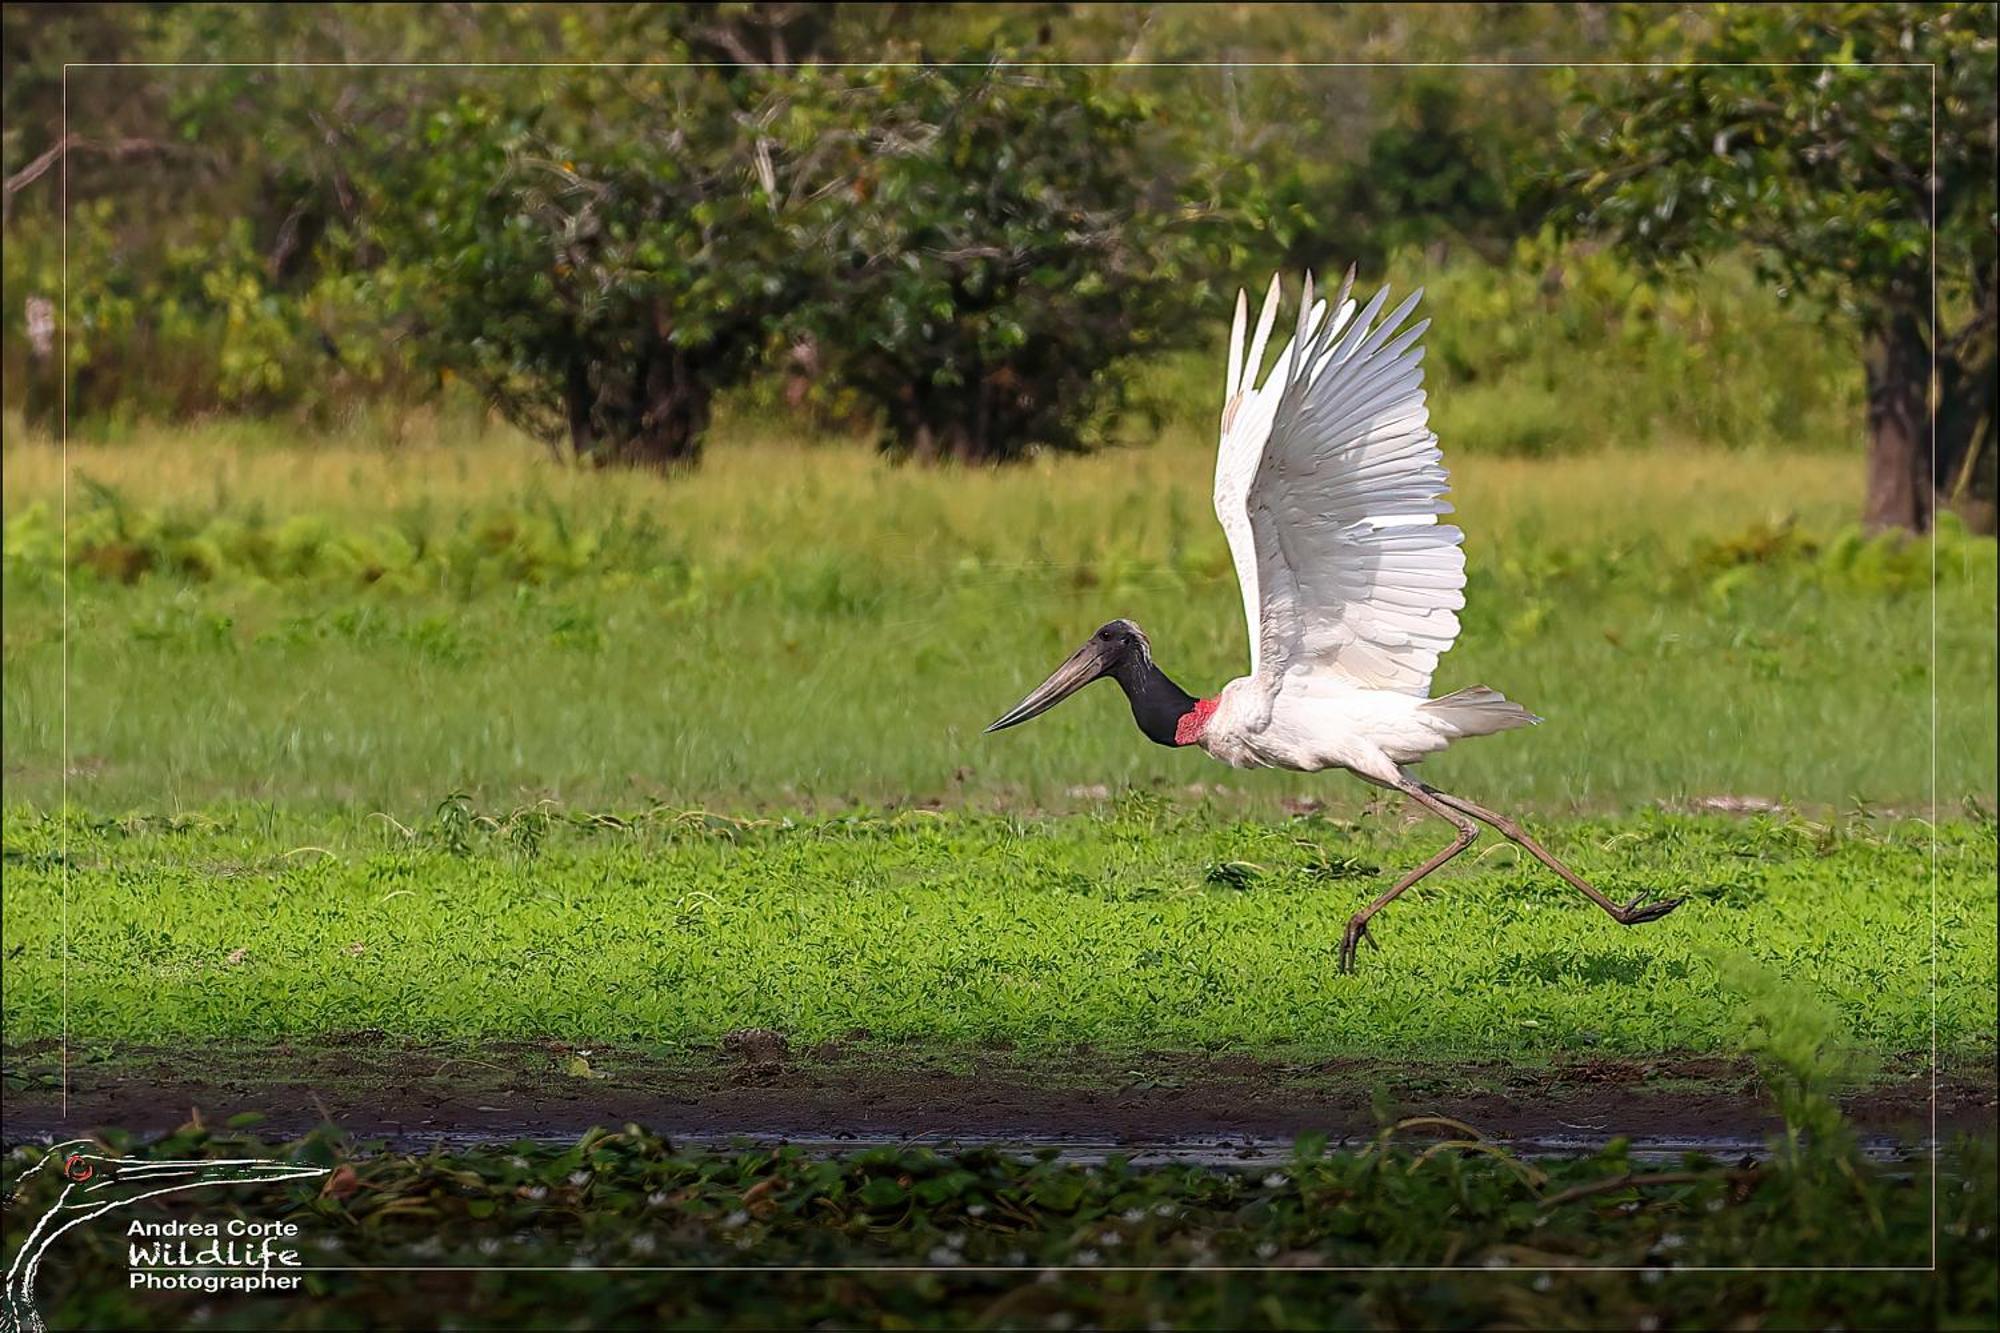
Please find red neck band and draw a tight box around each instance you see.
[1174,697,1220,746]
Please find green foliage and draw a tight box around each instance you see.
[372,67,809,468]
[1718,953,1867,1162]
[1122,236,1869,458]
[1398,237,1860,456]
[1,177,405,427]
[1334,75,1533,268]
[13,2,1924,479]
[1017,7,1589,280]
[4,8,1242,463]
[1557,2,1998,522]
[781,61,1216,462]
[0,8,505,427]
[11,1124,1993,1329]
[1559,4,1993,320]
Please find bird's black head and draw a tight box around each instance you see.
[985,618,1199,747]
[1090,618,1150,658]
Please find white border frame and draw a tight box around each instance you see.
[39,54,1944,1288]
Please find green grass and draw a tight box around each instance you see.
[3,426,1993,814]
[5,426,1993,1062]
[5,802,1991,1056]
[3,423,1994,1065]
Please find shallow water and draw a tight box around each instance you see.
[301,1126,1932,1168]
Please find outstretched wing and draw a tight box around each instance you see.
[1213,271,1465,696]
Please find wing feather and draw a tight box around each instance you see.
[1212,273,1467,696]
[1224,288,1247,404]
[1214,275,1323,679]
[1239,274,1282,397]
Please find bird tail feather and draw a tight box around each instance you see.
[1421,685,1541,737]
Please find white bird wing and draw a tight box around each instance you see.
[1214,271,1465,696]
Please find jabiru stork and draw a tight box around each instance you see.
[986,271,1681,972]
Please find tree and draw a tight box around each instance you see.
[2,5,580,424]
[1335,74,1533,270]
[370,67,810,468]
[1556,2,1997,533]
[2,4,871,437]
[675,2,848,68]
[778,61,1215,463]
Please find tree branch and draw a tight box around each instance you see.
[3,134,187,223]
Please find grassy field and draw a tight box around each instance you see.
[4,420,1995,1053]
[3,423,1993,815]
[4,420,1995,1328]
[3,803,1993,1057]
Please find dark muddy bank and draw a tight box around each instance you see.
[7,1038,1990,1158]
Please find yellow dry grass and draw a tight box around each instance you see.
[2,412,1864,564]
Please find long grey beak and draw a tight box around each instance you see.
[985,638,1119,733]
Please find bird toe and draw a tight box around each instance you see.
[1619,894,1683,925]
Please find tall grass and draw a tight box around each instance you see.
[4,416,1990,816]
[0,411,1867,552]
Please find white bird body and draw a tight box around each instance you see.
[986,269,1681,971]
[1195,677,1523,783]
[1189,269,1536,786]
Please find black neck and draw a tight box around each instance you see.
[1110,653,1199,747]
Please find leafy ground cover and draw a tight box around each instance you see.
[4,803,1990,1058]
[6,1121,1993,1331]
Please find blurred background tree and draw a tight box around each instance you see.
[779,60,1216,462]
[1557,1,1997,533]
[3,2,1994,531]
[371,65,811,468]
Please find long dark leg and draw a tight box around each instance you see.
[1339,780,1479,974]
[1422,786,1682,926]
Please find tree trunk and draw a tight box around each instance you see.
[564,357,595,463]
[563,345,711,470]
[1861,310,1931,534]
[889,374,1024,465]
[897,414,978,464]
[620,347,708,469]
[1937,294,1997,534]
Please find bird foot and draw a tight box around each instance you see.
[1338,915,1382,974]
[1613,892,1683,926]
